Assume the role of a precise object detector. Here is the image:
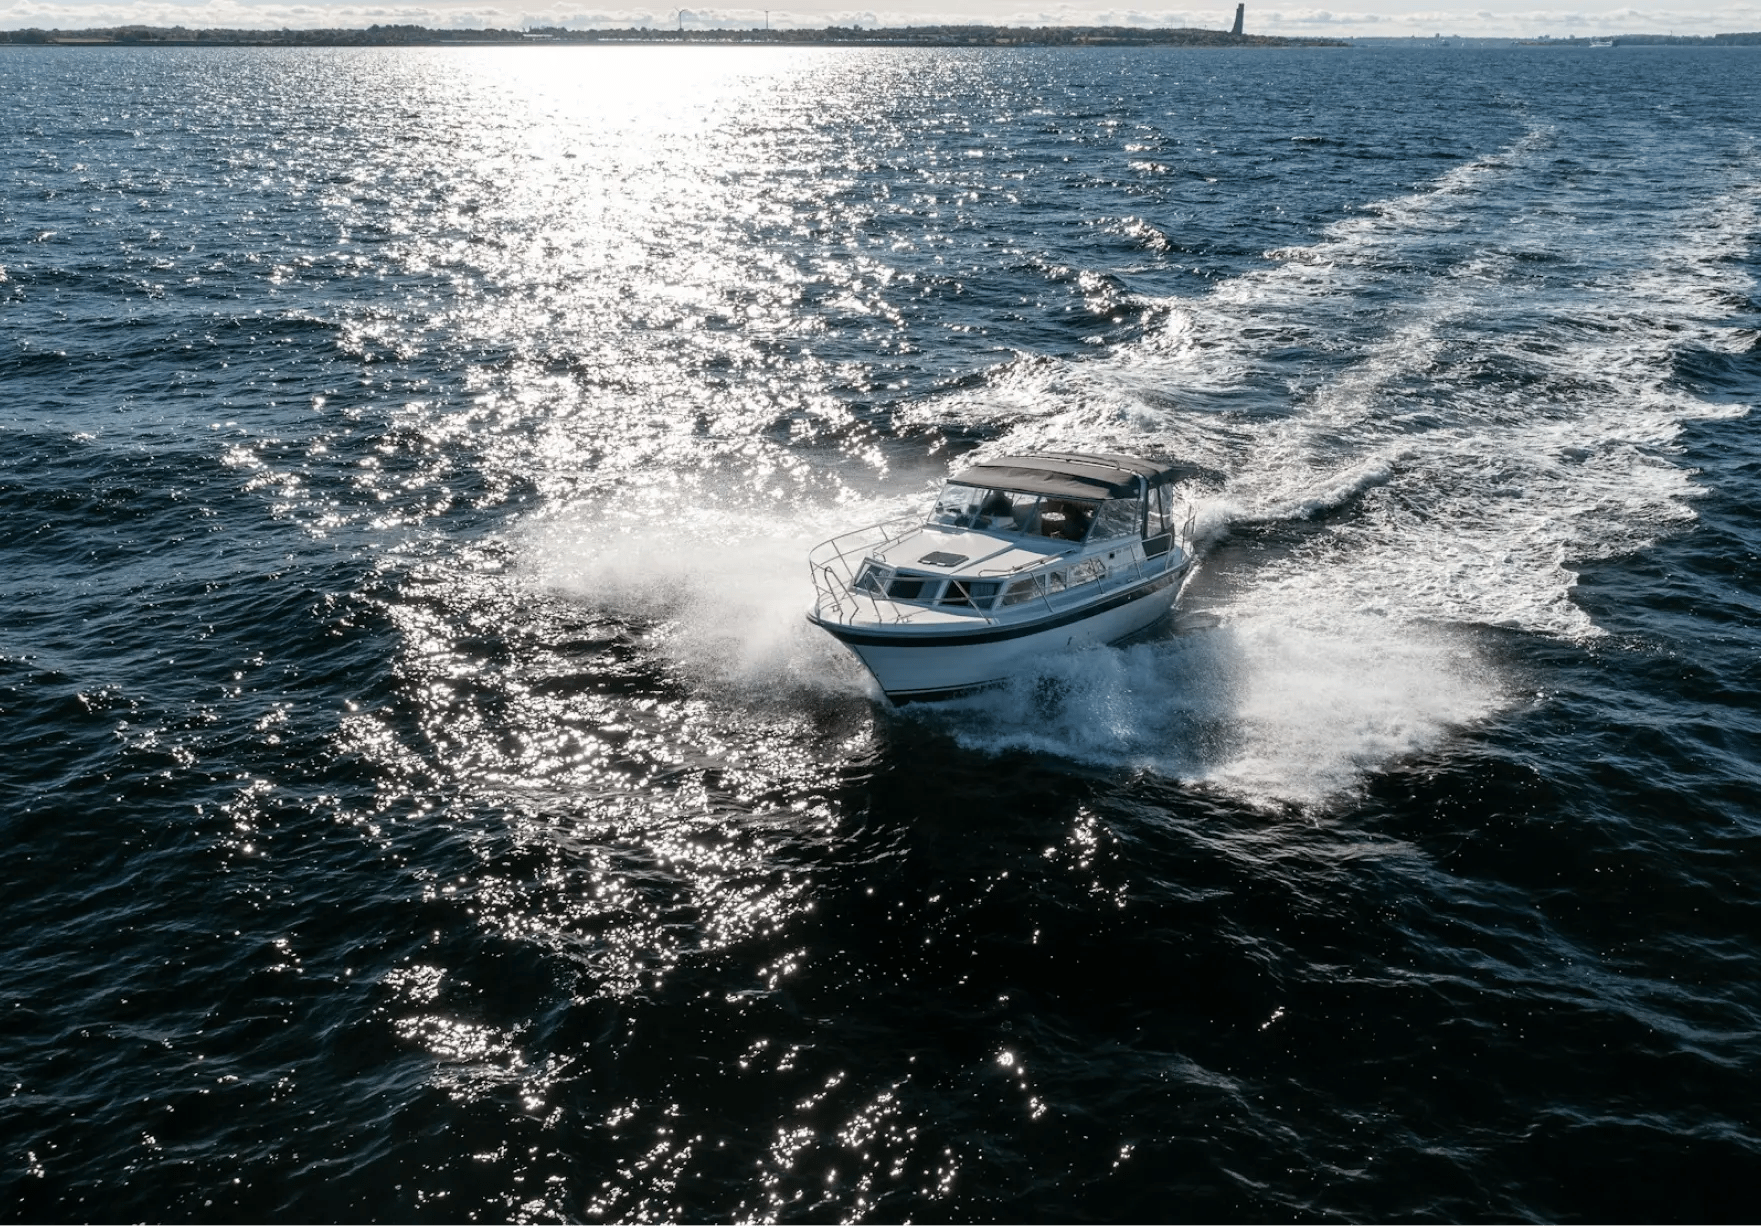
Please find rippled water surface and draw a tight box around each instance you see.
[3,42,1760,1222]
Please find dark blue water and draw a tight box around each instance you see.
[3,43,1760,1222]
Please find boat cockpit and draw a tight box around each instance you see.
[927,478,1181,546]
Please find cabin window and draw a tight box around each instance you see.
[981,491,1031,532]
[930,483,1112,540]
[886,575,940,601]
[1089,496,1142,542]
[1001,576,1042,606]
[940,579,1002,609]
[852,562,888,596]
[991,492,1064,534]
[1067,558,1105,588]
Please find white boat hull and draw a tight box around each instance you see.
[811,568,1183,702]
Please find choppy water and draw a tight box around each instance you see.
[3,42,1760,1222]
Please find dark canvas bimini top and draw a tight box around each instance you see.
[950,452,1184,500]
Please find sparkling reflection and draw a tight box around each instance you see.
[212,39,1585,1224]
[4,36,1752,1226]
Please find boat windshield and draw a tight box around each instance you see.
[1088,495,1143,542]
[931,483,1100,541]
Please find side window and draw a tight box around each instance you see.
[1150,485,1173,537]
[1068,558,1104,587]
[1001,576,1042,606]
[941,580,1003,609]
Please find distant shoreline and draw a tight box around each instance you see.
[0,24,1347,48]
[4,24,1757,49]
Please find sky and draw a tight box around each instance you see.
[1,0,1756,40]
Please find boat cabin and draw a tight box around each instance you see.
[842,452,1189,616]
[806,451,1195,700]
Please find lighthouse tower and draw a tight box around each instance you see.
[1231,3,1244,34]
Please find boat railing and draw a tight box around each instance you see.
[808,514,922,624]
[962,531,1187,625]
[811,511,1195,628]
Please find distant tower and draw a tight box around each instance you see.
[1231,3,1244,34]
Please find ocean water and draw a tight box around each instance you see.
[2,41,1759,1221]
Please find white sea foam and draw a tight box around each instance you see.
[935,613,1500,810]
[519,493,894,698]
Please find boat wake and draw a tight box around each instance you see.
[902,130,1758,804]
[520,128,1757,806]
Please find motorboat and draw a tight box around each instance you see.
[807,452,1196,702]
